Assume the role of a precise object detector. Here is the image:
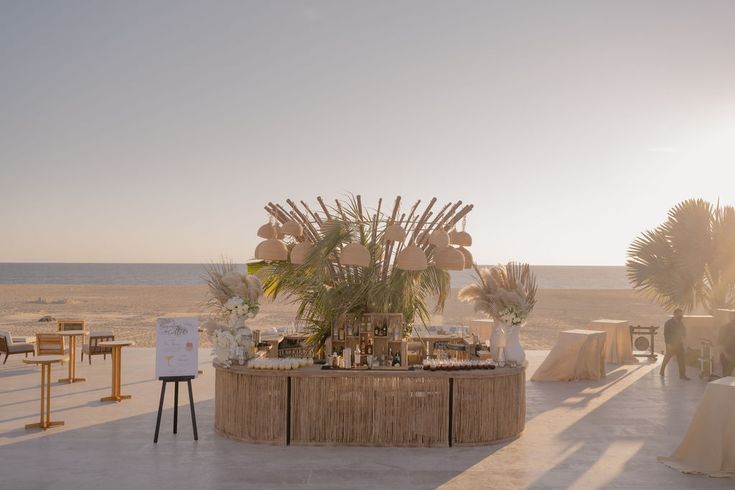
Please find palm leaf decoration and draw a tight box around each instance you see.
[258,195,472,351]
[458,263,537,322]
[626,198,735,312]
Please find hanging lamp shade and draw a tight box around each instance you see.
[429,228,451,248]
[434,246,465,271]
[417,230,430,245]
[458,246,473,269]
[452,230,472,247]
[384,224,406,242]
[257,222,277,239]
[282,220,303,237]
[396,245,428,271]
[254,239,288,261]
[290,241,314,265]
[339,242,370,267]
[448,228,459,244]
[274,223,285,239]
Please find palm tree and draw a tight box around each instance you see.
[626,199,735,313]
[260,196,470,350]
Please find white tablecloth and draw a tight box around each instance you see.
[586,319,638,364]
[659,376,735,479]
[531,329,607,381]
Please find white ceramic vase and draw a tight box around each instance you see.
[504,323,526,364]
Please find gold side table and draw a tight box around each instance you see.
[23,355,68,430]
[99,340,134,402]
[58,330,89,383]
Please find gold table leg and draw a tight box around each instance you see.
[59,335,86,383]
[26,364,64,430]
[101,347,131,402]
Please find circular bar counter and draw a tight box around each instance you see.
[214,364,525,447]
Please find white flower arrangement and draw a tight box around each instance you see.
[207,322,255,368]
[497,304,526,327]
[458,263,537,328]
[223,296,259,327]
[203,263,263,367]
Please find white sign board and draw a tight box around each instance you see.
[156,317,199,378]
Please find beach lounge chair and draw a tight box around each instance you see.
[0,331,35,364]
[81,332,114,364]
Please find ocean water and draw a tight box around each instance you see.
[0,263,630,289]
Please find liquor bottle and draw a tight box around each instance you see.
[354,344,361,366]
[374,321,380,336]
[393,350,401,367]
[338,326,345,341]
[366,341,373,355]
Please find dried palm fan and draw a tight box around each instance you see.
[254,239,288,261]
[339,242,371,267]
[290,241,314,265]
[434,246,465,270]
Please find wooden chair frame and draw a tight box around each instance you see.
[0,335,33,364]
[57,320,87,332]
[81,333,115,364]
[36,333,65,360]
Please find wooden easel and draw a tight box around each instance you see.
[153,376,198,443]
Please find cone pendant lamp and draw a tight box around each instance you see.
[452,231,472,247]
[290,241,314,265]
[254,239,288,261]
[281,220,303,237]
[396,244,428,271]
[458,246,473,269]
[257,222,277,239]
[384,224,406,242]
[339,242,370,267]
[429,228,451,248]
[434,246,465,270]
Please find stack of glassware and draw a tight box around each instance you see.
[422,359,496,371]
[248,358,314,370]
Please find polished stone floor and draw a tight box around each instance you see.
[0,348,731,489]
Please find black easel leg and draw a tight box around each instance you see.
[187,379,198,441]
[173,381,179,434]
[154,381,167,443]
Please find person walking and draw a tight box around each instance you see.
[659,308,690,380]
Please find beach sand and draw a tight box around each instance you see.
[0,285,667,350]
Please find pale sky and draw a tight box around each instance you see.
[2,1,734,265]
